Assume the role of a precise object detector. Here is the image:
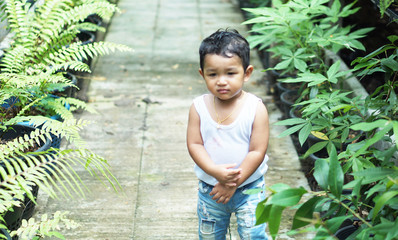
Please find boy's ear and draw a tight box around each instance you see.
[244,65,254,81]
[199,68,204,78]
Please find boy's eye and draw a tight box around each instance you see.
[228,72,236,75]
[208,73,216,77]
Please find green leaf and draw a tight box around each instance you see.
[314,158,329,190]
[274,59,293,70]
[393,121,398,149]
[388,35,398,43]
[327,60,341,79]
[373,191,398,220]
[292,196,322,229]
[304,141,328,159]
[353,123,393,157]
[294,58,307,72]
[269,187,307,207]
[328,146,343,198]
[269,183,292,193]
[274,118,307,126]
[278,123,306,138]
[255,199,271,225]
[381,57,398,71]
[244,188,264,195]
[268,205,285,239]
[298,123,312,146]
[325,215,352,233]
[351,119,388,131]
[352,168,398,184]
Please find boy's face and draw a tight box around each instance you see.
[199,54,253,101]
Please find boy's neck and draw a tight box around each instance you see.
[215,90,245,105]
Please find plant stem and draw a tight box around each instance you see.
[327,193,373,228]
[385,71,397,102]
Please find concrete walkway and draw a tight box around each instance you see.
[36,0,310,239]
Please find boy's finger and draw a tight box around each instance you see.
[227,168,242,175]
[225,184,236,187]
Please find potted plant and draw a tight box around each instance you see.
[243,0,373,116]
[252,34,398,240]
[1,0,132,238]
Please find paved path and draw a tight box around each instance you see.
[36,0,310,239]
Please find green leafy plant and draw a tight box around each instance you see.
[243,0,372,76]
[254,34,398,240]
[0,0,132,123]
[0,0,132,238]
[378,0,398,18]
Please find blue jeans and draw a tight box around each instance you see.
[197,176,268,240]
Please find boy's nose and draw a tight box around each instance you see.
[217,76,227,85]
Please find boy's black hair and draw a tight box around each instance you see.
[199,29,250,71]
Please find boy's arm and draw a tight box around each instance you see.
[234,102,270,187]
[187,104,241,185]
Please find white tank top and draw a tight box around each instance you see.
[193,92,268,187]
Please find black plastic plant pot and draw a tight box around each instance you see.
[77,30,95,46]
[1,124,51,152]
[76,30,96,67]
[1,124,52,235]
[280,90,299,119]
[84,14,104,37]
[3,202,24,234]
[52,72,77,98]
[335,218,359,240]
[21,184,39,220]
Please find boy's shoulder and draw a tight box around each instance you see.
[246,92,263,104]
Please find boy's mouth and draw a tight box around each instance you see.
[217,89,229,94]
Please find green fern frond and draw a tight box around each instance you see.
[4,0,30,43]
[49,61,91,74]
[66,0,119,23]
[0,46,28,73]
[0,0,7,22]
[61,97,96,113]
[39,97,74,120]
[11,211,79,240]
[32,117,90,148]
[44,41,133,67]
[16,97,45,118]
[1,148,120,202]
[75,22,106,33]
[0,127,51,160]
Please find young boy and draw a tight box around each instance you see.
[187,29,270,239]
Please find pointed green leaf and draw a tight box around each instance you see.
[298,123,312,146]
[268,205,285,239]
[255,199,271,225]
[393,121,398,149]
[278,123,306,138]
[304,141,328,159]
[294,58,307,72]
[327,61,341,79]
[269,187,307,207]
[328,146,343,198]
[351,119,388,131]
[373,191,398,220]
[352,168,398,184]
[314,158,329,190]
[292,196,322,229]
[274,59,293,70]
[274,118,307,126]
[325,215,352,233]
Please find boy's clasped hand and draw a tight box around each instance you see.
[210,163,242,204]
